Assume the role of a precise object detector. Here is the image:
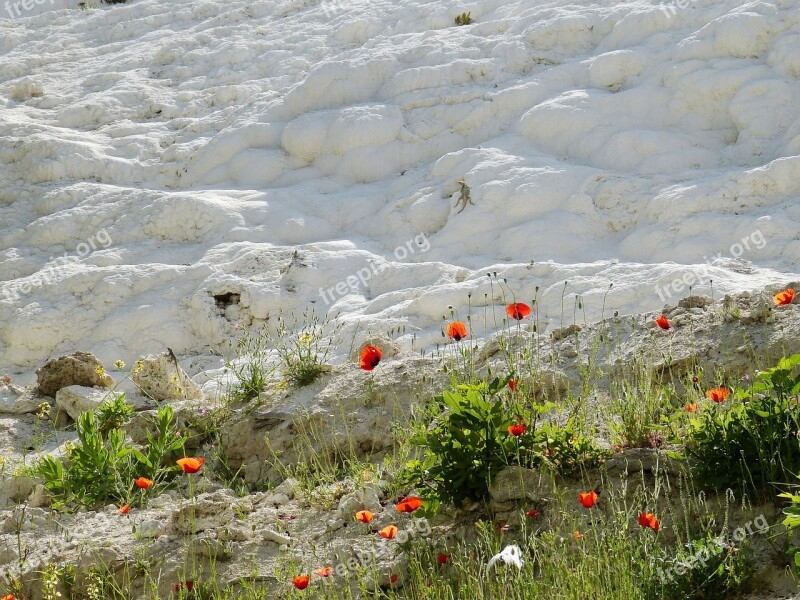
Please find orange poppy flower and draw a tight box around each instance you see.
[578,490,598,508]
[1,595,15,600]
[526,508,539,519]
[395,497,423,513]
[359,345,382,371]
[135,477,153,489]
[379,525,398,539]
[655,315,670,330]
[446,321,468,341]
[507,423,526,436]
[314,567,332,577]
[706,387,729,403]
[508,379,518,392]
[119,504,130,515]
[572,530,583,539]
[684,403,698,413]
[355,510,373,523]
[774,288,795,306]
[506,303,531,320]
[437,553,449,565]
[637,512,660,532]
[176,457,204,474]
[293,575,310,590]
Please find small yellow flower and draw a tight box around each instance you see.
[36,402,51,418]
[133,360,144,374]
[299,332,313,346]
[94,365,107,377]
[114,360,125,370]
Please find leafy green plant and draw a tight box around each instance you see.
[225,328,277,403]
[35,405,185,509]
[272,310,339,387]
[454,11,473,25]
[684,354,800,492]
[405,377,607,505]
[653,535,754,599]
[778,475,800,574]
[96,393,134,438]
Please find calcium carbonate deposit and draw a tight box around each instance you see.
[1,0,800,376]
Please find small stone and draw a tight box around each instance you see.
[132,350,203,401]
[36,352,113,397]
[55,385,109,421]
[137,520,166,539]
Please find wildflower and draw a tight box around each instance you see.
[360,345,382,371]
[114,360,125,370]
[507,423,526,436]
[526,508,539,519]
[200,407,208,416]
[314,567,332,577]
[487,544,523,570]
[774,288,795,305]
[174,581,193,593]
[390,574,398,584]
[119,504,130,515]
[135,477,153,489]
[176,457,204,474]
[506,303,531,320]
[578,490,598,508]
[572,530,584,540]
[355,510,373,523]
[292,575,310,590]
[655,315,670,330]
[446,321,468,341]
[706,387,729,403]
[508,379,518,392]
[1,594,15,600]
[637,512,660,532]
[684,403,698,413]
[36,402,51,419]
[437,553,449,565]
[95,365,107,377]
[175,431,182,438]
[395,496,423,513]
[379,525,398,539]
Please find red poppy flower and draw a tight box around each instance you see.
[507,423,526,436]
[1,594,15,600]
[395,496,423,513]
[359,345,382,371]
[446,321,468,341]
[174,581,193,593]
[655,315,670,330]
[506,303,531,320]
[355,510,373,523]
[637,512,660,532]
[293,575,310,590]
[379,525,398,539]
[135,477,153,489]
[578,490,598,508]
[119,504,130,515]
[437,553,449,565]
[706,387,729,403]
[684,403,698,413]
[390,574,398,584]
[774,288,795,306]
[314,567,332,577]
[508,379,518,392]
[526,508,540,519]
[176,457,204,474]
